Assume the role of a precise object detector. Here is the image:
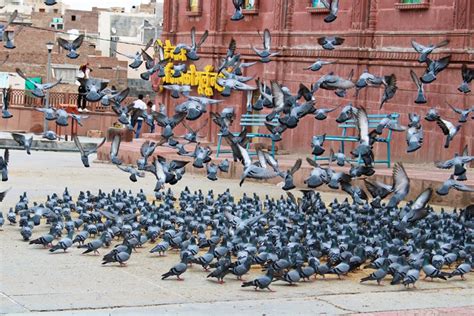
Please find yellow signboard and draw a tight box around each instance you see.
[156,39,225,97]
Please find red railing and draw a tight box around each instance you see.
[9,89,134,113]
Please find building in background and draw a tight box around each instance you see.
[159,0,473,164]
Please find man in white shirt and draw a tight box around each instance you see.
[133,94,147,138]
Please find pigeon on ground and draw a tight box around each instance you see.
[411,39,449,63]
[16,68,62,98]
[102,245,132,266]
[50,231,73,252]
[206,163,218,181]
[162,252,190,280]
[402,269,420,288]
[318,36,344,50]
[73,136,106,168]
[57,34,84,59]
[29,234,54,247]
[241,268,275,291]
[448,260,472,280]
[360,265,388,285]
[218,159,230,173]
[458,63,473,94]
[421,56,451,84]
[11,133,33,155]
[321,0,339,23]
[0,149,8,182]
[410,69,427,104]
[252,29,280,63]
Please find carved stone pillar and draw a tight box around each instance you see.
[453,0,470,30]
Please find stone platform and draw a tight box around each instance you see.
[96,136,474,208]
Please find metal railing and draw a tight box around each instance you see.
[8,89,134,112]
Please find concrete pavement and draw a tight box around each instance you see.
[0,151,473,315]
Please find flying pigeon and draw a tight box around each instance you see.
[174,27,209,60]
[252,29,280,63]
[318,36,344,50]
[73,135,106,168]
[57,34,84,59]
[411,39,449,63]
[421,56,451,84]
[458,63,473,94]
[410,69,427,104]
[16,68,62,98]
[11,132,33,155]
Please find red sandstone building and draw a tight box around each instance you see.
[159,0,473,163]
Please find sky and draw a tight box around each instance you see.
[62,0,160,11]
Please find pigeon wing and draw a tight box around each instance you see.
[71,34,84,49]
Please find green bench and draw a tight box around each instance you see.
[314,113,400,167]
[216,113,279,158]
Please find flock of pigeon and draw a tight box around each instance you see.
[0,0,473,292]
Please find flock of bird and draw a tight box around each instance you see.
[0,0,473,292]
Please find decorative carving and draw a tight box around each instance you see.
[351,0,363,29]
[273,0,283,31]
[454,0,468,30]
[210,0,218,31]
[368,0,378,31]
[171,0,178,33]
[285,0,295,30]
[218,0,226,31]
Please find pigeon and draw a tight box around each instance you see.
[175,100,207,120]
[318,36,345,50]
[78,234,106,255]
[0,212,5,228]
[137,140,160,170]
[410,69,427,104]
[36,107,57,121]
[364,179,393,202]
[314,71,355,97]
[411,39,449,63]
[435,146,473,181]
[329,148,348,167]
[264,121,287,142]
[387,162,410,208]
[0,10,17,41]
[42,130,61,141]
[11,133,33,155]
[445,101,472,123]
[436,175,474,195]
[102,245,131,266]
[241,269,275,291]
[424,108,440,122]
[55,109,70,126]
[16,68,62,98]
[110,134,122,165]
[2,88,12,119]
[380,74,398,109]
[44,0,57,5]
[421,56,451,84]
[70,114,89,127]
[0,149,8,182]
[341,182,368,205]
[116,165,145,182]
[280,158,302,191]
[336,103,356,123]
[314,105,340,120]
[73,136,106,168]
[49,232,73,252]
[423,263,448,281]
[360,266,388,285]
[182,118,208,143]
[434,117,461,148]
[218,159,230,172]
[78,78,109,102]
[458,63,473,94]
[29,234,54,248]
[252,29,281,63]
[305,158,328,188]
[154,111,186,140]
[321,0,339,23]
[114,50,143,69]
[1,10,18,49]
[57,34,84,59]
[275,269,301,285]
[355,70,383,96]
[192,144,212,168]
[402,269,420,288]
[206,163,218,181]
[234,143,279,186]
[328,262,350,279]
[375,117,406,135]
[163,85,192,99]
[231,0,244,21]
[104,87,130,107]
[311,134,326,156]
[174,27,208,60]
[406,125,423,153]
[140,56,169,81]
[20,226,32,241]
[305,59,337,72]
[401,188,432,224]
[162,252,190,280]
[448,261,472,280]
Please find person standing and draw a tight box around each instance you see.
[77,63,92,112]
[133,94,147,138]
[147,101,156,133]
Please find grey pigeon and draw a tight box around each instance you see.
[57,34,84,59]
[305,59,336,72]
[29,234,54,247]
[314,105,340,120]
[401,188,432,223]
[311,134,326,156]
[445,101,472,123]
[175,100,206,120]
[206,163,218,181]
[406,126,423,153]
[448,261,472,280]
[16,68,62,98]
[231,0,244,21]
[380,74,398,109]
[78,78,108,102]
[11,133,33,155]
[73,136,106,168]
[174,27,208,61]
[110,135,122,165]
[387,162,410,208]
[154,111,186,139]
[162,252,190,280]
[0,149,8,181]
[55,109,70,126]
[305,158,328,188]
[218,159,230,173]
[410,70,427,104]
[402,269,420,288]
[360,266,388,285]
[434,117,461,148]
[436,175,474,196]
[458,63,473,94]
[318,36,344,50]
[182,118,208,143]
[424,108,440,122]
[435,146,473,181]
[252,29,280,63]
[116,165,145,182]
[2,88,12,119]
[114,50,143,69]
[421,56,451,84]
[50,232,73,252]
[36,107,57,121]
[241,269,275,291]
[411,39,449,63]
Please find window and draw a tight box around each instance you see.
[395,0,429,10]
[52,64,79,84]
[185,0,202,16]
[71,15,76,21]
[311,0,326,8]
[53,9,58,13]
[245,0,255,9]
[39,8,45,12]
[189,0,199,12]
